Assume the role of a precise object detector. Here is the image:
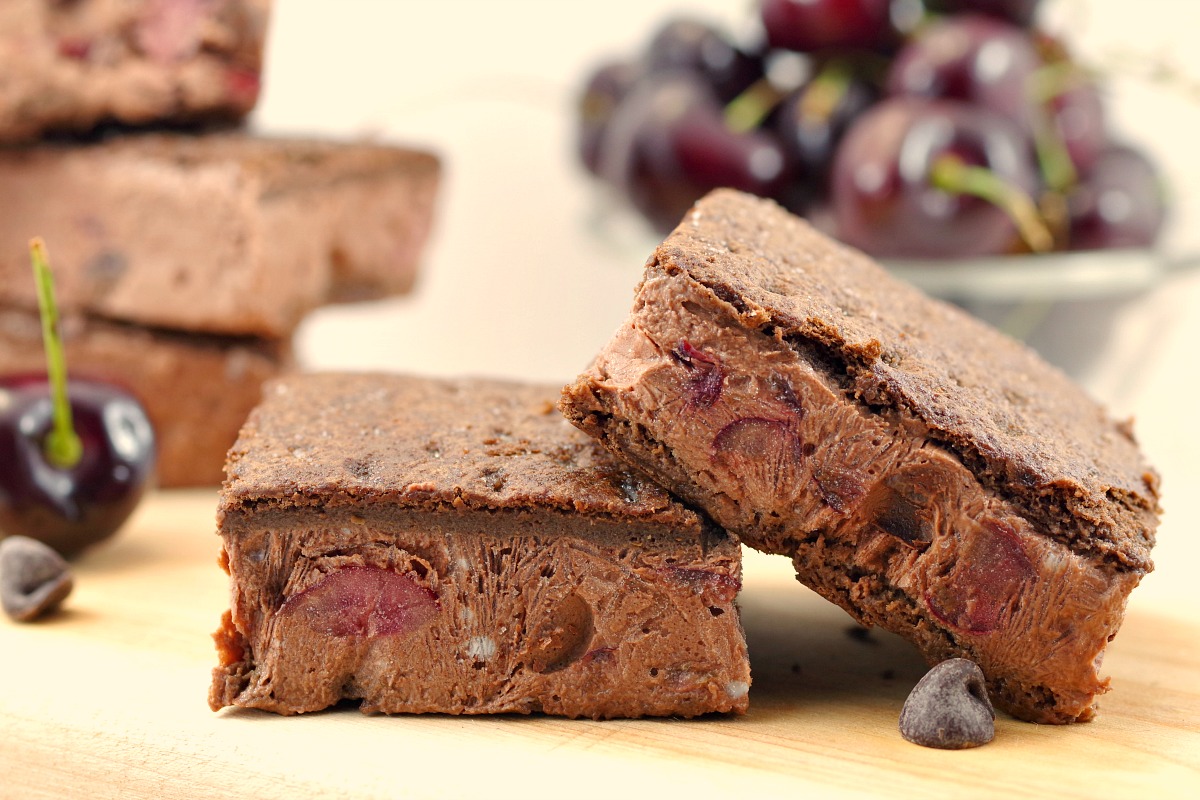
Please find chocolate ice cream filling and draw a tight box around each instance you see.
[212,507,748,717]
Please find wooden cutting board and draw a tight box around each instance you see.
[1,489,1197,799]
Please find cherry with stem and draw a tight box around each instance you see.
[0,239,156,557]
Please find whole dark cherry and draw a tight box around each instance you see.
[577,60,643,176]
[831,97,1046,258]
[596,72,790,232]
[772,61,878,211]
[0,377,156,557]
[1032,34,1109,180]
[885,14,1043,138]
[0,240,156,558]
[642,17,763,101]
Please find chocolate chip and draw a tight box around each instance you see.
[898,658,995,749]
[0,536,74,622]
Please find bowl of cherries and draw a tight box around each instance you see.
[577,0,1182,376]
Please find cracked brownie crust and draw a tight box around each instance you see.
[560,189,1160,723]
[211,373,749,718]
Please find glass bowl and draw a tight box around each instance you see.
[885,248,1199,400]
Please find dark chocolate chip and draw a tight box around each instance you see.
[526,592,594,673]
[898,658,995,749]
[0,535,75,622]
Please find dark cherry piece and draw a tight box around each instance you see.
[671,339,726,410]
[925,518,1034,634]
[710,417,806,510]
[278,565,439,639]
[831,97,1046,258]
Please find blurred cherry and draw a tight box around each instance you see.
[886,14,1042,137]
[924,0,1043,28]
[772,60,878,211]
[578,60,642,176]
[760,0,900,53]
[831,97,1048,258]
[643,17,763,101]
[597,72,791,232]
[1067,145,1166,250]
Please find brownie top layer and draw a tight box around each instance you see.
[650,189,1159,567]
[222,372,704,528]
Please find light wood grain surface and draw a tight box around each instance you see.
[1,489,1196,799]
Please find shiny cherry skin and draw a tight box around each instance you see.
[772,67,878,211]
[643,17,763,101]
[1067,145,1166,251]
[886,14,1042,137]
[0,376,156,558]
[597,72,791,232]
[831,97,1040,258]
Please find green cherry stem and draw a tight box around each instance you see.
[1027,62,1087,193]
[30,238,83,470]
[724,77,786,135]
[928,155,1054,254]
[798,59,854,124]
